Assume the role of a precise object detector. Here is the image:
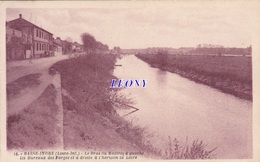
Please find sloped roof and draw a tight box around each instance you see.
[7,17,53,35]
[53,41,62,47]
[53,39,63,46]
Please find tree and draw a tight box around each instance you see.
[156,49,168,65]
[81,33,97,54]
[66,37,73,43]
[6,37,24,60]
[113,46,121,54]
[103,44,109,51]
[62,37,73,54]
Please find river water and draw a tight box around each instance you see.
[113,55,252,159]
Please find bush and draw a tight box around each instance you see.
[162,136,217,159]
[156,50,169,65]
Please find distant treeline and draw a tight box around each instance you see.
[122,46,252,56]
[190,46,251,56]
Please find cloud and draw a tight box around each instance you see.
[6,6,253,48]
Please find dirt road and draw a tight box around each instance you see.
[7,55,69,83]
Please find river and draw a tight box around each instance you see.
[113,55,252,159]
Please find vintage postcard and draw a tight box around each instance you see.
[0,1,260,162]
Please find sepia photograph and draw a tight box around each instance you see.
[1,1,260,162]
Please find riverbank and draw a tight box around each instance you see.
[136,54,252,101]
[7,84,60,149]
[50,54,158,156]
[6,53,219,159]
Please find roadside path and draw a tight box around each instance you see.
[7,55,68,83]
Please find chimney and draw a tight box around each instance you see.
[19,14,22,19]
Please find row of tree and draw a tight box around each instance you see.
[81,33,109,54]
[191,46,252,56]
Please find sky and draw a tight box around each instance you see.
[6,6,253,49]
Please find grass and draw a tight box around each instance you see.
[6,53,218,158]
[50,54,169,158]
[50,54,156,153]
[50,53,216,159]
[162,136,217,159]
[136,54,252,100]
[50,54,117,116]
[166,54,251,80]
[7,84,59,150]
[7,73,42,100]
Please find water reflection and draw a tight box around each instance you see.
[155,69,168,87]
[113,55,252,159]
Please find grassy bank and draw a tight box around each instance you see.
[136,54,252,100]
[50,54,217,159]
[7,73,41,100]
[50,54,157,155]
[6,53,217,159]
[7,84,59,149]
